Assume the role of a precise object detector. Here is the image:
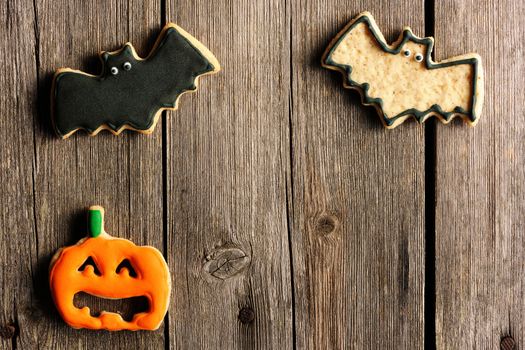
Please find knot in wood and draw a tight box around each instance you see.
[238,307,255,324]
[203,246,250,280]
[0,324,16,339]
[501,336,516,350]
[315,214,338,236]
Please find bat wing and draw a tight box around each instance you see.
[52,24,220,139]
[52,69,149,137]
[142,24,220,110]
[322,12,391,106]
[417,55,483,125]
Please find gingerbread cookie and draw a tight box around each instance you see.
[322,12,483,128]
[52,23,220,138]
[49,206,170,331]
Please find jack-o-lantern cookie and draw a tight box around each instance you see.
[49,206,170,331]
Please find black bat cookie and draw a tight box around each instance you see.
[52,23,220,138]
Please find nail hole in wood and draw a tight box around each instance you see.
[238,307,255,324]
[315,214,338,236]
[501,336,516,350]
[0,324,16,339]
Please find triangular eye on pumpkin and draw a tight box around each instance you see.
[78,256,102,276]
[49,205,171,331]
[115,259,138,278]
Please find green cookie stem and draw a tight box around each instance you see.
[88,206,104,238]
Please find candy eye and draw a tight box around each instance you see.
[110,67,119,75]
[415,53,423,62]
[123,62,132,71]
[403,49,411,57]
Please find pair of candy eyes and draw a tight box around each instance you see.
[403,50,424,62]
[110,62,132,75]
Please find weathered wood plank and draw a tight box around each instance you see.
[0,0,38,348]
[165,0,293,348]
[435,1,525,348]
[290,1,426,348]
[16,0,165,348]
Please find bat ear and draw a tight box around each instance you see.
[101,51,110,62]
[121,44,136,58]
[402,28,415,39]
[123,44,133,53]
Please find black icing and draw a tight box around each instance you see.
[53,27,215,137]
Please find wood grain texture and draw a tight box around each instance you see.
[0,0,38,349]
[290,1,426,348]
[165,0,293,348]
[3,0,523,349]
[15,0,165,348]
[434,1,525,349]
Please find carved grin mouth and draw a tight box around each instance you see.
[73,292,149,321]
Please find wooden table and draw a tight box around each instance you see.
[1,0,522,349]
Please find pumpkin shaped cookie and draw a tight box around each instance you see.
[49,206,170,331]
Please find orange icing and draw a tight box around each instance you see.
[49,207,170,331]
